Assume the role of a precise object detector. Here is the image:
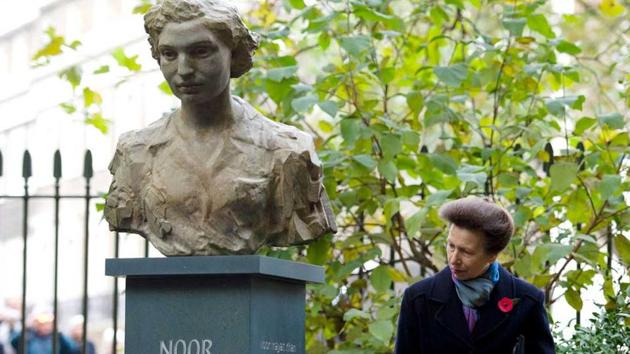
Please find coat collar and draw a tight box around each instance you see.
[428,265,516,346]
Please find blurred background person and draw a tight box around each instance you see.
[0,298,21,354]
[10,306,77,354]
[68,316,95,354]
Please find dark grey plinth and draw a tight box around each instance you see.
[106,256,324,354]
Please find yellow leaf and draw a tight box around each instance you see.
[600,0,625,17]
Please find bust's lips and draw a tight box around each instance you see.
[176,83,204,93]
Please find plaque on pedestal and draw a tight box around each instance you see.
[106,256,324,354]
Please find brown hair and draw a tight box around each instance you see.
[144,0,259,78]
[439,196,514,254]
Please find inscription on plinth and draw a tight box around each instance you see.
[160,339,214,354]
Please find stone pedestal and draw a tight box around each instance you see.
[105,256,324,354]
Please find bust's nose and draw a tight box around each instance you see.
[177,55,194,77]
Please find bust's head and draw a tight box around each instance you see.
[144,0,259,78]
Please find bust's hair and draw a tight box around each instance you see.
[439,196,514,254]
[144,0,259,78]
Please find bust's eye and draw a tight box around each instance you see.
[160,49,177,61]
[191,46,212,57]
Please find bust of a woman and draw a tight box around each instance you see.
[104,0,336,256]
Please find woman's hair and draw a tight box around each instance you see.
[144,0,259,78]
[439,196,514,254]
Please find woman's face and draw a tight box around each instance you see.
[157,18,232,105]
[446,225,497,280]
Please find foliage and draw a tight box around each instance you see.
[33,0,630,352]
[556,306,630,354]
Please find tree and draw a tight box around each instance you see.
[34,0,630,352]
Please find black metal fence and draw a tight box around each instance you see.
[0,149,149,354]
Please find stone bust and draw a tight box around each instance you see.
[104,0,336,256]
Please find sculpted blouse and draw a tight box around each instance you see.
[105,96,336,255]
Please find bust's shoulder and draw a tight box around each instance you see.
[233,96,315,152]
[117,112,173,151]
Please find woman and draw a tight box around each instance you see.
[395,197,555,353]
[104,0,336,256]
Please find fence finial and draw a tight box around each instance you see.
[83,150,93,179]
[54,150,62,179]
[22,150,32,179]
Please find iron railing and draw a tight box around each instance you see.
[0,148,150,354]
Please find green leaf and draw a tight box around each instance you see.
[339,35,371,57]
[306,235,330,266]
[434,64,468,88]
[527,14,556,39]
[597,175,622,201]
[378,67,396,84]
[318,101,338,118]
[287,0,305,10]
[502,17,527,36]
[550,162,578,191]
[597,112,625,129]
[600,0,625,17]
[159,81,173,96]
[378,160,398,183]
[59,66,83,90]
[368,320,394,343]
[614,235,630,266]
[132,2,153,14]
[83,87,102,107]
[267,66,298,82]
[370,265,393,293]
[456,164,487,188]
[340,119,361,145]
[381,134,402,159]
[343,309,370,322]
[85,113,110,134]
[426,190,452,207]
[574,117,597,135]
[428,153,457,174]
[93,65,110,74]
[59,102,76,114]
[401,131,420,149]
[291,94,318,113]
[384,198,400,222]
[538,243,573,264]
[544,96,585,116]
[353,4,402,29]
[555,40,582,55]
[405,210,427,239]
[112,48,142,72]
[352,155,377,171]
[565,288,583,311]
[406,91,425,115]
[376,306,398,320]
[319,121,334,134]
[32,27,65,61]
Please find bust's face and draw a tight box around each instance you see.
[157,18,232,105]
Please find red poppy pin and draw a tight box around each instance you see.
[498,297,520,313]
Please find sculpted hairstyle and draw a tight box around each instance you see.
[144,0,259,78]
[439,196,514,255]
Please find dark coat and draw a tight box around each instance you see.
[395,266,555,354]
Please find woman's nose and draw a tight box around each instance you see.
[449,251,461,265]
